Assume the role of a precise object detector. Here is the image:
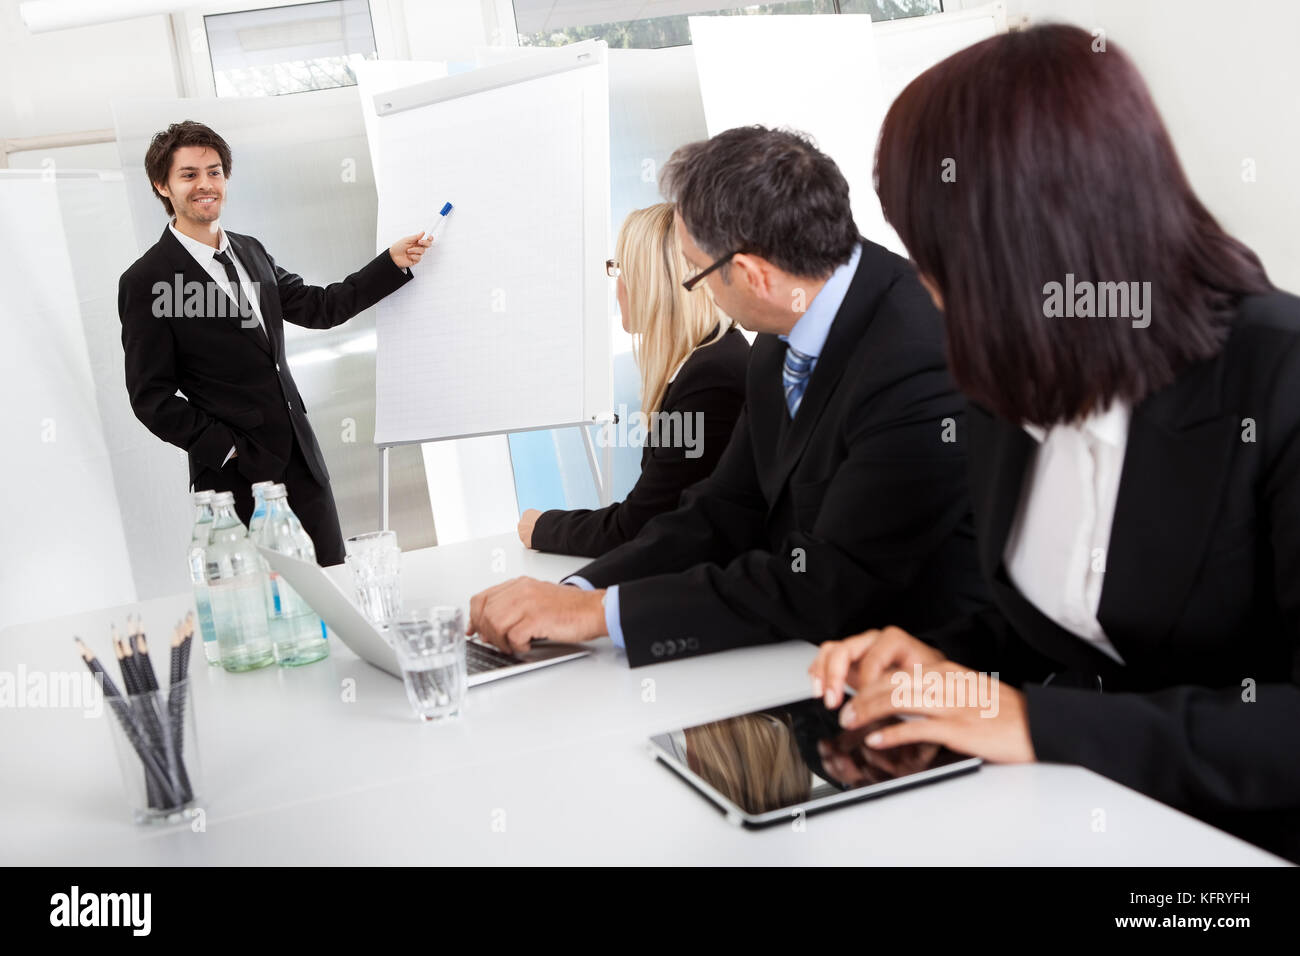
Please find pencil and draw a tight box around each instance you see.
[180,611,195,677]
[164,621,193,803]
[75,638,178,807]
[130,614,159,693]
[169,619,183,687]
[113,625,139,695]
[119,621,165,808]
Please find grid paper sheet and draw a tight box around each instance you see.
[373,63,607,445]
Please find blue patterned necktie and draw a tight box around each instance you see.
[782,344,815,418]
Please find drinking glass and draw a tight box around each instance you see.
[389,607,467,722]
[344,530,402,628]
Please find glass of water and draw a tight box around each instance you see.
[345,530,402,628]
[390,607,467,722]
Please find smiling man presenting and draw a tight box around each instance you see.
[118,120,429,565]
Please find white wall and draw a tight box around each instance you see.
[0,0,504,617]
[0,1,505,170]
[1004,0,1300,292]
[0,0,176,168]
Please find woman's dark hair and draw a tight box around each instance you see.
[144,120,233,218]
[661,125,859,278]
[874,24,1272,425]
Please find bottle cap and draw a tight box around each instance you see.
[192,490,213,504]
[211,491,236,506]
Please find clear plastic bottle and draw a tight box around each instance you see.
[187,490,222,665]
[248,480,277,538]
[205,491,274,672]
[257,484,330,667]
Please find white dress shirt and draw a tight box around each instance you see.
[1002,401,1131,665]
[168,219,267,466]
[168,218,267,334]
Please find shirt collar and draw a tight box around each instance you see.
[169,216,229,260]
[780,241,861,360]
[1023,400,1132,446]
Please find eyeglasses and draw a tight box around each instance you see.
[605,258,620,278]
[682,249,742,292]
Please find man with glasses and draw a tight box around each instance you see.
[468,126,985,666]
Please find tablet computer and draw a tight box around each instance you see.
[648,697,982,828]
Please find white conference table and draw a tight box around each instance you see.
[1,533,1287,865]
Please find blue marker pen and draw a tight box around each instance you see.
[421,202,454,242]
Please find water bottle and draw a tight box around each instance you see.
[205,491,274,672]
[257,484,330,667]
[248,480,276,537]
[187,490,221,665]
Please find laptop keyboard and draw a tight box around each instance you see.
[466,640,522,675]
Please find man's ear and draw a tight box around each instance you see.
[153,181,170,199]
[730,253,770,298]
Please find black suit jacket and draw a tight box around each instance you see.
[923,291,1300,862]
[575,240,987,666]
[118,226,413,486]
[531,325,750,557]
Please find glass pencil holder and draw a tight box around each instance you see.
[103,679,203,825]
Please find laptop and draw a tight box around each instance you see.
[257,547,590,685]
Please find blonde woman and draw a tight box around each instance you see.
[519,202,749,557]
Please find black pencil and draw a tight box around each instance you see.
[180,611,195,677]
[130,614,159,693]
[118,623,166,808]
[113,626,139,695]
[166,624,193,806]
[169,619,183,687]
[164,622,193,803]
[76,638,178,807]
[75,635,124,700]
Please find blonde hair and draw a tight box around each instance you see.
[686,713,810,813]
[617,202,730,416]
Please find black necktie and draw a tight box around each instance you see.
[212,249,250,324]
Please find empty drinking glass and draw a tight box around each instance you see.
[344,530,402,628]
[390,607,466,722]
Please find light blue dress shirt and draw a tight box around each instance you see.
[567,242,863,649]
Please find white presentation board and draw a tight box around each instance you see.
[689,3,1003,256]
[370,41,612,446]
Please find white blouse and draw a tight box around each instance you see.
[1002,401,1132,665]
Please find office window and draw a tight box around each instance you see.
[514,0,941,50]
[205,0,378,97]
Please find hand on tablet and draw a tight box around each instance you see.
[808,626,943,708]
[809,626,1036,765]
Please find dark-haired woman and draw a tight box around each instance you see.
[809,24,1300,861]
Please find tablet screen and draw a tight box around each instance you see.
[650,697,977,818]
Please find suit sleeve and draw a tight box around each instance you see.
[919,606,1045,685]
[118,271,236,471]
[572,400,769,586]
[1020,339,1300,815]
[267,243,414,330]
[530,379,746,558]
[593,294,972,667]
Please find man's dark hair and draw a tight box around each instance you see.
[660,125,859,278]
[144,120,233,218]
[875,24,1273,426]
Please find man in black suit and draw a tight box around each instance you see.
[118,121,429,565]
[468,126,986,664]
